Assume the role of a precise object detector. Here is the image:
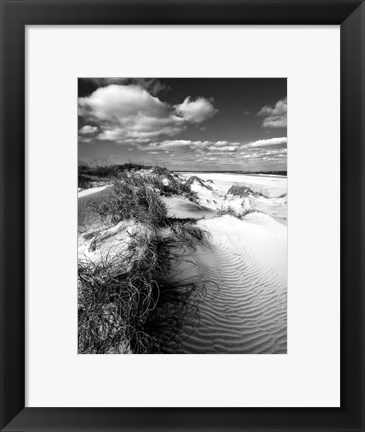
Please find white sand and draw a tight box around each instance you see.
[78,172,287,354]
[78,184,110,198]
[164,173,287,354]
[179,172,287,223]
[161,196,216,219]
[179,172,287,198]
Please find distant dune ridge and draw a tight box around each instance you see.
[78,165,287,354]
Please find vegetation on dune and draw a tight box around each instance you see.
[79,231,196,353]
[78,164,210,354]
[78,161,197,201]
[89,179,168,227]
[216,205,256,219]
[169,221,209,248]
[227,185,254,198]
[78,173,93,189]
[79,161,148,179]
[216,207,240,218]
[184,175,213,191]
[227,184,287,199]
[78,221,209,354]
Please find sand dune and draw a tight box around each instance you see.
[78,172,287,354]
[165,214,287,354]
[179,172,287,198]
[161,196,216,220]
[179,172,287,223]
[163,173,287,354]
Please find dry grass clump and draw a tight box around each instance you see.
[86,172,198,228]
[78,162,197,201]
[227,185,254,198]
[216,206,255,219]
[185,175,213,191]
[146,169,197,200]
[216,206,239,217]
[78,164,211,353]
[169,221,210,248]
[79,161,147,180]
[78,228,207,354]
[78,173,94,189]
[89,179,168,227]
[227,184,286,199]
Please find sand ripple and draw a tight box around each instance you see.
[164,214,287,354]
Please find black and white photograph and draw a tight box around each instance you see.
[78,78,287,354]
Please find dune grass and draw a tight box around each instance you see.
[78,161,197,201]
[78,165,210,354]
[78,223,208,354]
[227,184,286,199]
[89,179,168,227]
[169,220,209,248]
[227,185,253,198]
[216,206,256,219]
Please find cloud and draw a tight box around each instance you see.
[84,78,168,96]
[258,97,287,128]
[241,137,287,148]
[239,141,287,164]
[78,85,217,143]
[239,137,287,164]
[148,140,209,151]
[86,78,128,86]
[207,145,238,152]
[78,137,93,143]
[174,97,217,124]
[79,125,98,135]
[147,140,240,153]
[79,84,184,142]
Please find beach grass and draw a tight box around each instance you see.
[78,165,209,354]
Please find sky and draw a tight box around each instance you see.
[78,78,287,172]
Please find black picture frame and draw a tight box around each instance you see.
[1,1,364,431]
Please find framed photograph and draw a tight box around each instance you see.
[1,1,364,431]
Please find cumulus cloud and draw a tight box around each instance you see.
[79,125,98,135]
[78,85,218,143]
[85,78,168,96]
[174,97,217,124]
[79,84,185,142]
[258,97,287,128]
